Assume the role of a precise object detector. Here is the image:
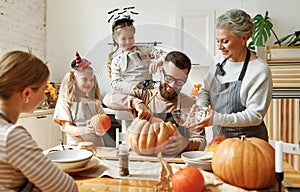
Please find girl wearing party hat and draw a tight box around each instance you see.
[53,52,110,146]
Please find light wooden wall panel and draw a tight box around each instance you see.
[265,98,300,171]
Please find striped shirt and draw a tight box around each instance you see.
[0,120,78,192]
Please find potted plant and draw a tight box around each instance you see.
[248,11,300,62]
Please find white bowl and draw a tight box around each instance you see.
[46,150,93,170]
[181,151,214,171]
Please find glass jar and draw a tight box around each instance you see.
[118,144,130,176]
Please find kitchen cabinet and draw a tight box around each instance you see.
[17,109,63,150]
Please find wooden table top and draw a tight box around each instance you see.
[74,177,157,192]
[47,146,300,191]
[73,148,300,192]
[73,162,300,192]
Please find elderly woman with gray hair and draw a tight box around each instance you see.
[196,9,273,141]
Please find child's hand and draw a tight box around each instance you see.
[85,120,96,134]
[149,61,163,74]
[86,119,93,128]
[95,131,106,136]
[90,114,111,135]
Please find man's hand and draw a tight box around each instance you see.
[135,102,152,121]
[165,131,188,154]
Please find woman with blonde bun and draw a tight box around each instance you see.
[0,50,78,191]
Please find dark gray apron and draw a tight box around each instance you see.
[209,50,268,141]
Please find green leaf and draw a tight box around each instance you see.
[295,30,300,38]
[252,11,274,47]
[247,40,256,53]
[288,36,300,46]
[274,34,294,45]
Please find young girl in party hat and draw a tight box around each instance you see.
[108,18,167,93]
[54,52,110,146]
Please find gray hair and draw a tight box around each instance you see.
[216,9,254,38]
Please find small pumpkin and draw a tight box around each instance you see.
[172,166,204,192]
[90,114,111,134]
[212,135,275,190]
[126,117,177,155]
[204,135,226,152]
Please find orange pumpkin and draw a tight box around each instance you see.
[212,136,275,190]
[172,166,204,192]
[204,135,226,152]
[126,117,177,155]
[91,114,111,133]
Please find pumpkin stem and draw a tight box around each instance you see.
[241,135,246,141]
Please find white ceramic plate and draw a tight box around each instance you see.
[181,151,214,162]
[46,150,93,170]
[181,151,214,171]
[47,150,93,163]
[64,156,100,174]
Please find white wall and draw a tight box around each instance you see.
[46,0,241,84]
[46,0,300,90]
[0,0,46,60]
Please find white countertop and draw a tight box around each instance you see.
[19,107,116,118]
[19,108,55,118]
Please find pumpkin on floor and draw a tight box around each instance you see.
[212,135,275,190]
[172,166,204,192]
[90,114,111,134]
[126,117,177,155]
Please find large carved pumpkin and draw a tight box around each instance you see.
[126,117,177,155]
[212,136,275,190]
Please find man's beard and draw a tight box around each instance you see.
[159,83,179,100]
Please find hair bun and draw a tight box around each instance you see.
[112,18,134,32]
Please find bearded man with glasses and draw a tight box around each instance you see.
[103,51,206,154]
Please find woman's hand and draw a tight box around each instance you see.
[197,107,214,129]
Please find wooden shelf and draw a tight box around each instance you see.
[265,46,300,63]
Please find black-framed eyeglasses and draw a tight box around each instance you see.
[162,68,186,86]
